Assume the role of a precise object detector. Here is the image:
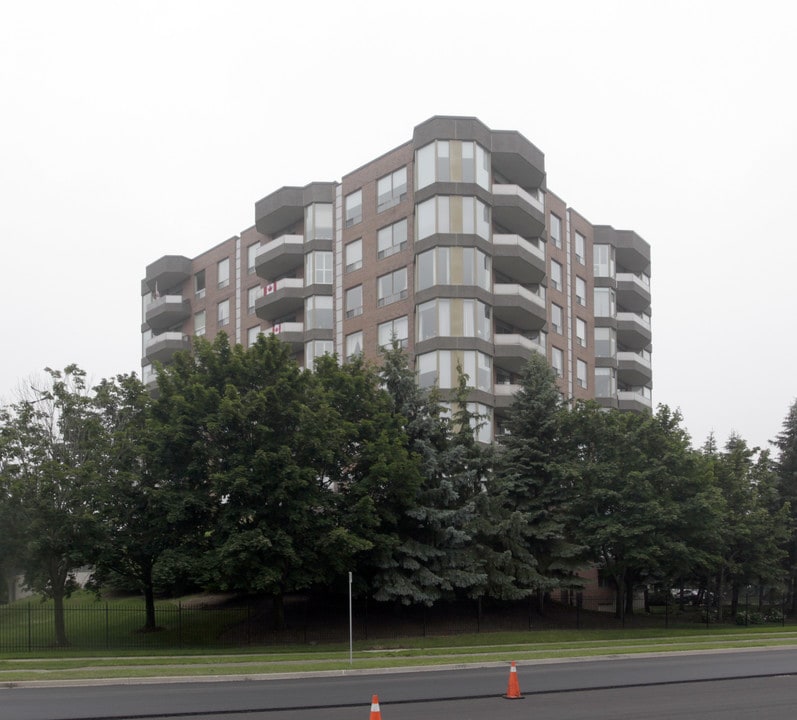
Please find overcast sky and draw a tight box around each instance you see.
[1,0,795,452]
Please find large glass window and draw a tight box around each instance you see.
[575,276,587,306]
[550,260,563,291]
[377,219,408,259]
[217,299,230,327]
[247,243,259,273]
[345,190,362,227]
[247,326,261,347]
[550,213,562,248]
[194,269,206,298]
[575,232,586,264]
[305,295,333,329]
[377,268,408,307]
[305,251,333,285]
[575,317,587,347]
[551,303,563,334]
[305,340,333,368]
[194,310,206,336]
[217,258,230,289]
[305,203,334,240]
[415,140,490,190]
[346,331,363,359]
[377,167,407,212]
[576,359,588,389]
[594,244,615,277]
[417,350,492,392]
[595,367,616,397]
[416,246,491,291]
[346,239,362,272]
[416,196,490,240]
[594,327,616,357]
[346,285,363,318]
[594,288,616,318]
[247,286,260,314]
[416,298,491,341]
[378,316,409,348]
[551,346,564,377]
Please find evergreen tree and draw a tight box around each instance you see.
[774,398,797,612]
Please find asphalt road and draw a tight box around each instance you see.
[4,648,797,720]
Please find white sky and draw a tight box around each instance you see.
[1,0,795,452]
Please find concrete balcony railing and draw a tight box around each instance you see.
[254,234,304,280]
[145,332,191,364]
[618,389,653,412]
[616,272,652,313]
[269,321,305,351]
[254,278,305,322]
[493,284,547,331]
[492,183,545,214]
[492,233,546,284]
[145,295,191,333]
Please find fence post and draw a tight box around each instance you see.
[178,602,182,648]
[106,603,110,650]
[28,603,32,652]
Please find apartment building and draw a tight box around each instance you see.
[141,116,653,437]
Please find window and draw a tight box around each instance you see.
[550,213,562,248]
[551,347,564,377]
[305,203,333,240]
[377,219,408,259]
[247,243,259,274]
[594,288,616,318]
[217,258,230,289]
[346,331,363,359]
[575,276,586,306]
[305,251,333,285]
[345,189,362,227]
[551,303,563,334]
[305,295,333,329]
[194,310,206,336]
[305,340,333,368]
[575,232,585,264]
[595,367,616,398]
[415,140,490,190]
[550,260,563,291]
[576,359,588,389]
[247,326,261,346]
[594,244,615,277]
[377,268,407,307]
[416,246,491,291]
[217,299,230,327]
[417,350,492,392]
[575,318,587,347]
[594,327,616,357]
[378,316,409,349]
[416,195,490,240]
[416,298,491,341]
[247,286,260,314]
[377,167,407,212]
[194,269,206,298]
[346,285,363,318]
[346,239,362,272]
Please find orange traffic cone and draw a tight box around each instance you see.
[505,661,524,699]
[369,694,382,720]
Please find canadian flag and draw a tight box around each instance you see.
[265,283,275,295]
[273,323,282,334]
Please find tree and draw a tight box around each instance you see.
[0,367,103,645]
[480,352,582,607]
[774,398,797,612]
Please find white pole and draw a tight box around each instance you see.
[348,571,353,665]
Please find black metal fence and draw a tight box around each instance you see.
[0,588,789,652]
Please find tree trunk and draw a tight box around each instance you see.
[715,569,725,623]
[625,581,635,615]
[614,575,624,619]
[143,575,157,631]
[52,588,69,647]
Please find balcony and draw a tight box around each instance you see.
[494,382,522,409]
[616,312,652,351]
[594,226,651,275]
[254,278,305,322]
[618,389,653,413]
[255,182,337,236]
[254,235,304,280]
[493,284,547,331]
[493,333,546,375]
[492,184,546,237]
[145,295,191,333]
[145,255,191,295]
[145,332,190,364]
[616,272,651,313]
[492,234,546,284]
[269,321,305,352]
[617,350,653,386]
